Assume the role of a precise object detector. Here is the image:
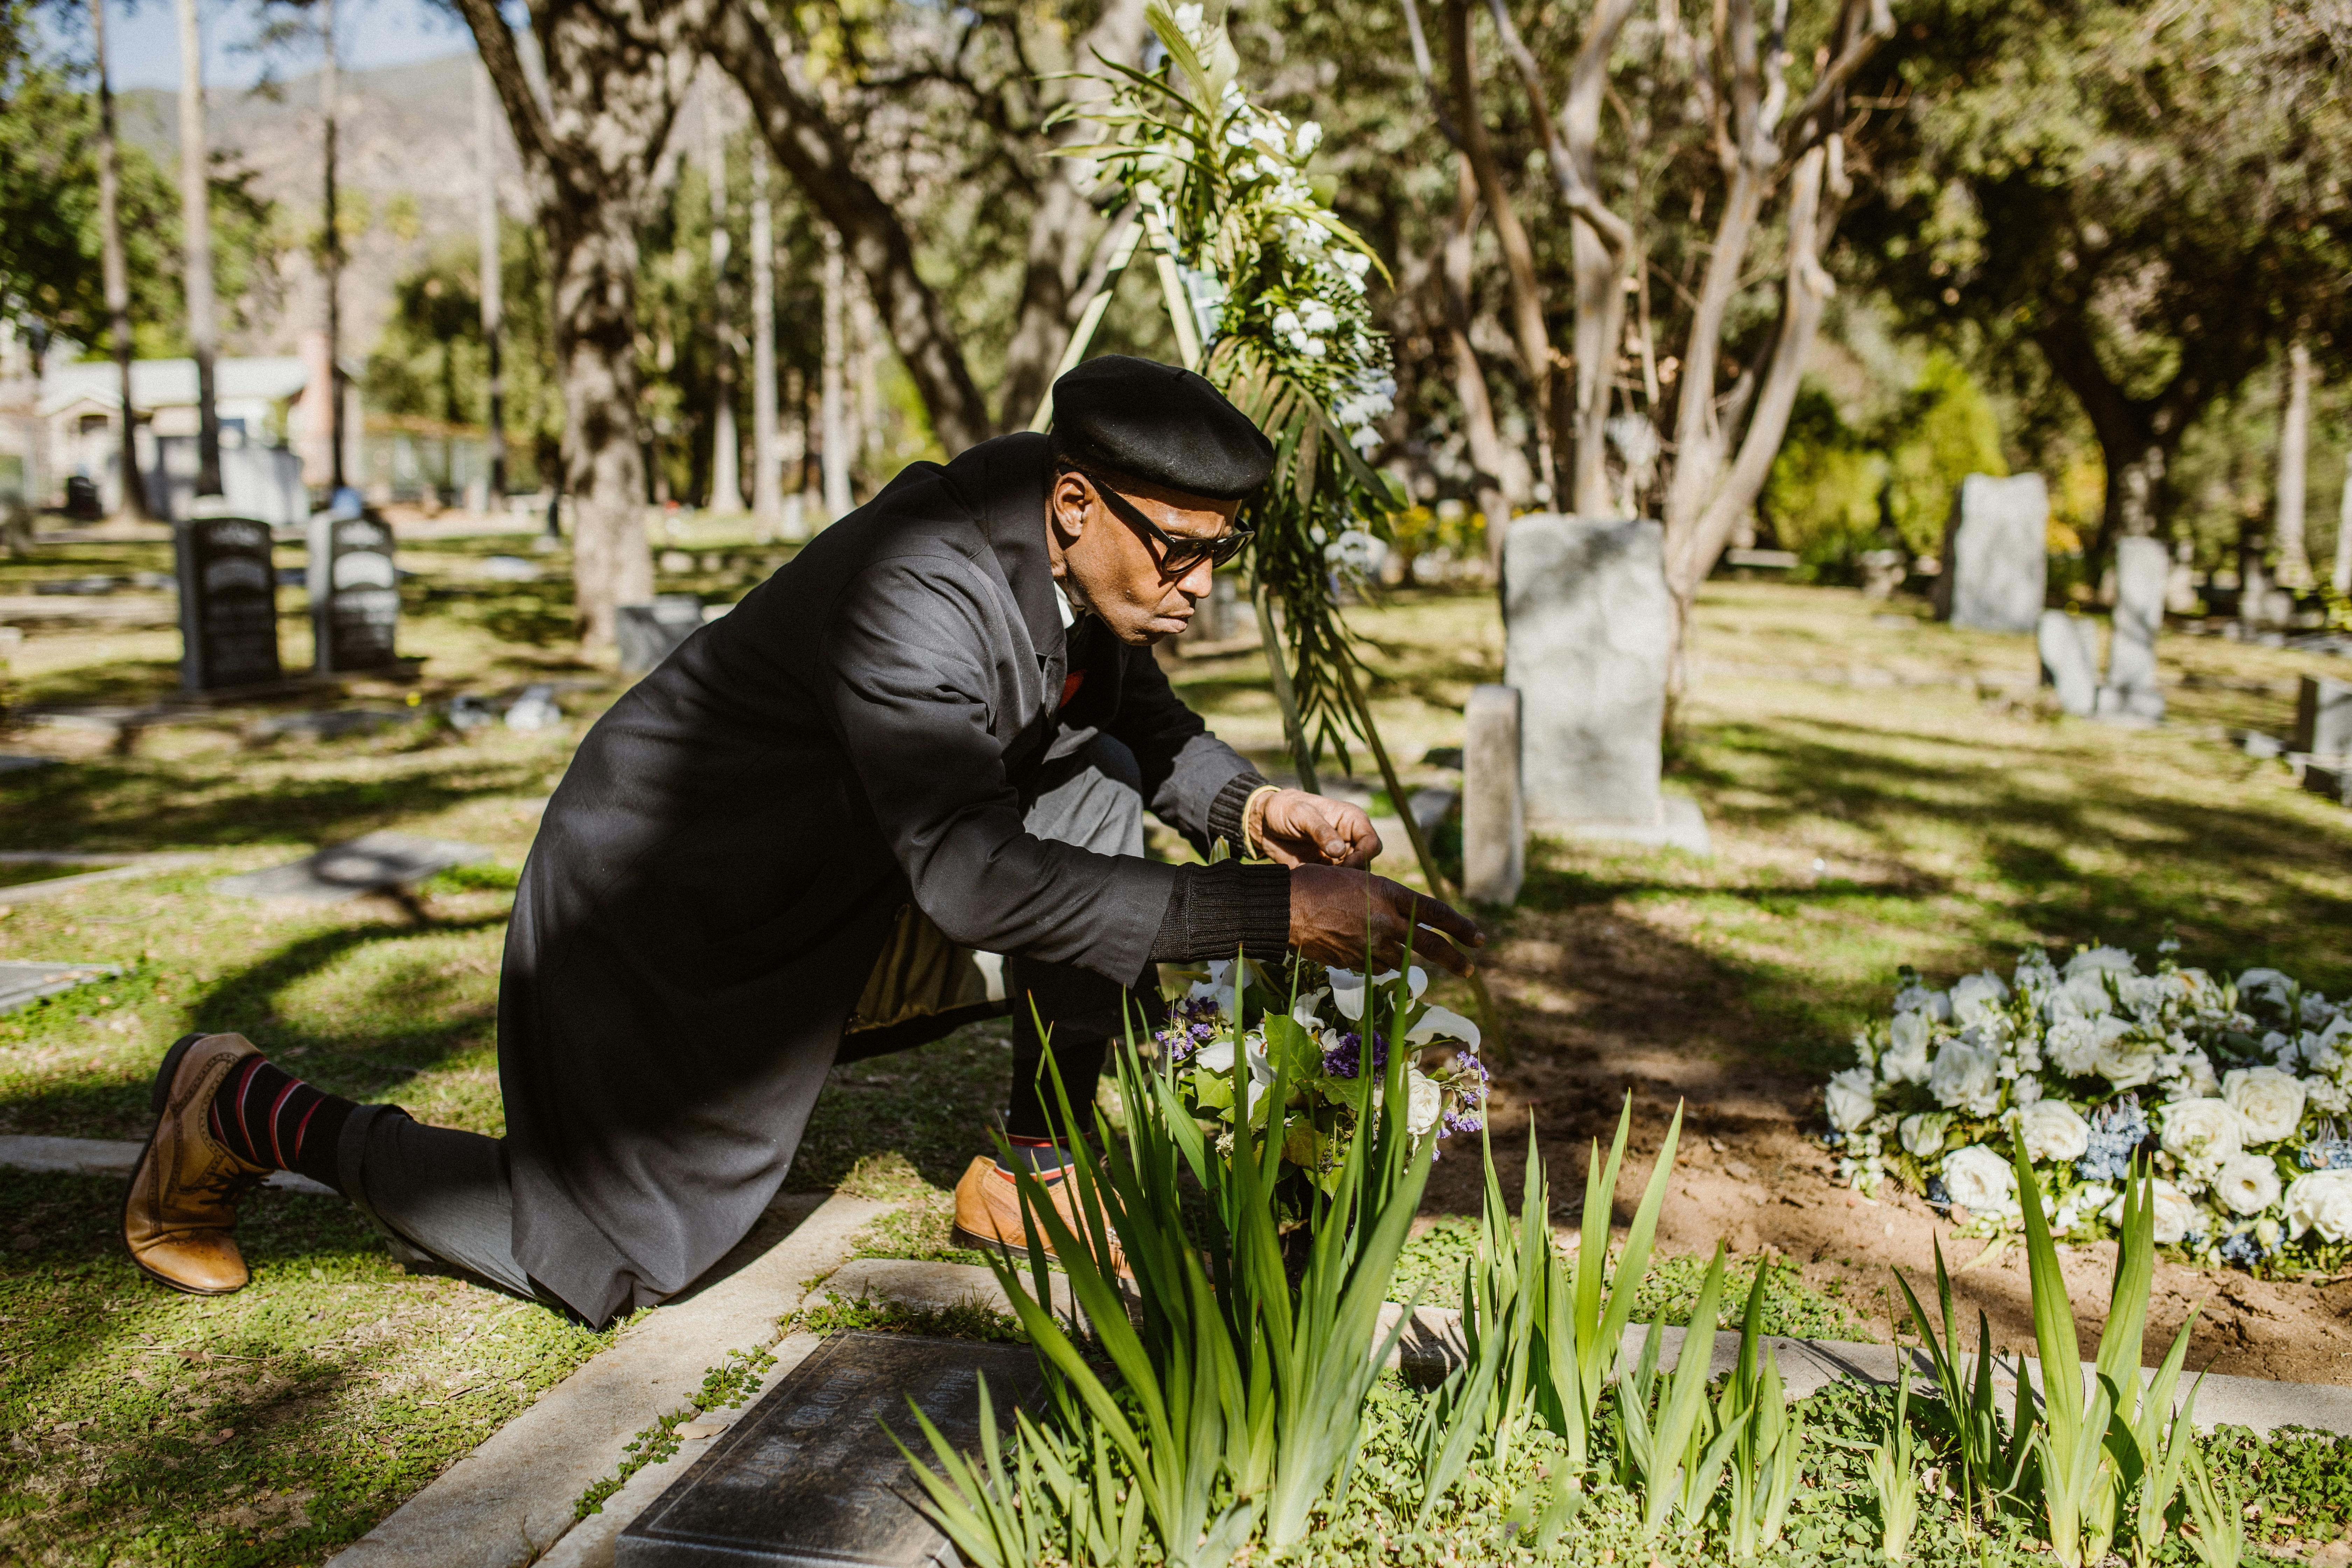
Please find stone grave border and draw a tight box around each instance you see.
[0,851,212,904]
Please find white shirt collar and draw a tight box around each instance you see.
[1055,578,1079,629]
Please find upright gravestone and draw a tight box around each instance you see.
[174,514,282,693]
[1503,514,1670,831]
[616,1332,1047,1568]
[1462,684,1524,905]
[308,491,401,674]
[2037,611,2099,716]
[2296,675,2352,759]
[1935,474,2048,633]
[616,596,708,677]
[2095,535,2167,722]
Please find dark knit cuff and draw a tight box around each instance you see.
[1206,769,1274,859]
[1149,863,1292,962]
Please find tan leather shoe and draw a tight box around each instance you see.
[123,1032,270,1295]
[951,1155,1128,1277]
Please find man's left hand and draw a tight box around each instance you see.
[1256,789,1381,868]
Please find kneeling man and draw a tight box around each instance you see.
[122,356,1480,1328]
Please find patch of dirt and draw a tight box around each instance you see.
[1428,890,2352,1389]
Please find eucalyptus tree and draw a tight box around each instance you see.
[1844,0,2352,567]
[450,0,714,646]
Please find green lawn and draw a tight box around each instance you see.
[4,529,2350,1561]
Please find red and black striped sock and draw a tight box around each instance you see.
[207,1055,355,1192]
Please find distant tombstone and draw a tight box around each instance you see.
[2095,535,2167,722]
[1462,684,1524,906]
[616,596,707,676]
[308,490,401,674]
[173,514,282,693]
[1935,474,2048,633]
[2304,760,2352,808]
[2297,675,2352,760]
[616,1332,1046,1568]
[2037,611,2099,716]
[1503,515,1670,829]
[1179,573,1241,649]
[1858,549,1908,600]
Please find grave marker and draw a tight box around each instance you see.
[1935,474,2048,633]
[615,1331,1046,1568]
[2295,675,2352,759]
[2095,535,2167,722]
[308,497,402,674]
[1462,684,1524,905]
[1503,514,1671,830]
[173,515,282,692]
[617,596,708,677]
[213,831,490,903]
[2037,611,2098,716]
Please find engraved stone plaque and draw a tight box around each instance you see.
[308,506,401,673]
[174,514,282,692]
[616,1332,1047,1568]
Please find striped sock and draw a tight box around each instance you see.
[207,1055,354,1192]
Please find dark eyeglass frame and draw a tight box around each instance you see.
[1066,466,1255,573]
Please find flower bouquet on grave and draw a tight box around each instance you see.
[1821,941,2352,1274]
[1153,955,1488,1228]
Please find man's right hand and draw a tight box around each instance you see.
[1289,865,1485,978]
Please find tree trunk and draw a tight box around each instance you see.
[92,0,146,521]
[452,0,710,647]
[750,140,781,531]
[1433,162,1515,563]
[710,0,991,453]
[475,62,506,501]
[821,227,851,518]
[174,0,222,500]
[994,0,1148,429]
[2274,338,2313,588]
[2336,451,2352,595]
[705,83,743,513]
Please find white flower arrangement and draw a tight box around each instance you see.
[1157,956,1487,1217]
[1822,943,2352,1273]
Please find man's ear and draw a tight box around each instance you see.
[1048,471,1091,547]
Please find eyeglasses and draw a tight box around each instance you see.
[1069,468,1254,574]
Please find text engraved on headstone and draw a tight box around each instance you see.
[616,1332,1046,1568]
[309,512,401,673]
[174,516,282,692]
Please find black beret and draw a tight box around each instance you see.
[1050,355,1275,501]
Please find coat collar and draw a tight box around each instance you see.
[943,431,1063,662]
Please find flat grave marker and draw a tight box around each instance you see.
[213,830,490,903]
[0,961,118,1016]
[616,1330,1045,1568]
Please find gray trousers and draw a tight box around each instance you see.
[337,736,1149,1313]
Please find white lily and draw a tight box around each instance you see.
[1406,1004,1481,1052]
[1326,966,1428,1022]
[1291,987,1330,1028]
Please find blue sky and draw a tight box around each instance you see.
[50,0,476,92]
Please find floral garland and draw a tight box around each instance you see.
[1823,943,2352,1273]
[1156,956,1487,1222]
[1062,0,1400,771]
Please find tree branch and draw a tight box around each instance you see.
[448,0,553,181]
[1779,0,1893,155]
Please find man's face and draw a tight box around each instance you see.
[1048,467,1242,646]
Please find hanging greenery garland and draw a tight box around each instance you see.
[1056,0,1403,789]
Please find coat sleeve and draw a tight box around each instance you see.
[1106,642,1270,859]
[820,549,1179,984]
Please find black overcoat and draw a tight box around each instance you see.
[496,433,1260,1324]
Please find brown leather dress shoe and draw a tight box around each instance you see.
[950,1154,1128,1277]
[124,1032,270,1295]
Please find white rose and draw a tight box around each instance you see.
[1952,971,2010,1025]
[1899,1112,1951,1158]
[2051,969,2119,1021]
[1894,982,1953,1022]
[2238,968,2293,1009]
[1826,1067,1878,1133]
[2159,1098,2246,1175]
[2092,1029,2163,1091]
[1405,1068,1442,1137]
[1881,1011,1934,1084]
[2018,1101,2091,1164]
[2214,1154,2283,1217]
[1405,1004,1480,1052]
[2100,1178,2197,1244]
[1929,1043,2004,1116]
[1942,1145,2019,1218]
[2284,1170,2352,1243]
[2222,1066,2307,1146]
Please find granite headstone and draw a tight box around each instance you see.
[307,495,401,674]
[617,596,708,677]
[2095,535,2167,722]
[1503,514,1671,830]
[174,514,282,692]
[1461,684,1524,906]
[616,1331,1047,1568]
[2295,675,2352,760]
[2037,611,2099,716]
[1935,474,2048,633]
